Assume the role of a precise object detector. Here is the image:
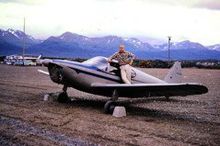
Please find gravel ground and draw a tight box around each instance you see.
[0,64,219,146]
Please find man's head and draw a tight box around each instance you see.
[119,45,125,53]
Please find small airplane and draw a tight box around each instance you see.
[38,56,208,114]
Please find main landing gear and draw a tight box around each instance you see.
[104,101,116,114]
[57,85,70,103]
[165,96,170,101]
[104,89,119,114]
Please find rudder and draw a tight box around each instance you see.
[164,61,182,83]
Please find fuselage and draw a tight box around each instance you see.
[45,56,166,95]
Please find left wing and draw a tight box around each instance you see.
[91,83,208,98]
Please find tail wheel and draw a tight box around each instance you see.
[165,96,170,101]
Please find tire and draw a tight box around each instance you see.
[57,92,69,103]
[165,96,170,101]
[104,101,116,114]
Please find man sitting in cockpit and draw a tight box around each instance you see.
[108,45,135,84]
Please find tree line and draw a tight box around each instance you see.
[1,56,219,69]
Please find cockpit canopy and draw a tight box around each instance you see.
[82,56,110,71]
[82,56,120,74]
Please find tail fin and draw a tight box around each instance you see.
[37,55,42,60]
[164,61,182,83]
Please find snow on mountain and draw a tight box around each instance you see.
[0,28,40,48]
[172,40,207,50]
[59,32,90,42]
[8,29,36,42]
[207,44,220,51]
[124,38,142,47]
[27,32,220,59]
[154,40,207,51]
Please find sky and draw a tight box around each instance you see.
[0,0,220,45]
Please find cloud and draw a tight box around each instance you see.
[0,0,44,5]
[0,0,17,3]
[193,0,220,10]
[135,0,220,10]
[0,0,220,45]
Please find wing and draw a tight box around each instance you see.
[91,83,208,97]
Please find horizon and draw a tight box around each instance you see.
[0,0,220,45]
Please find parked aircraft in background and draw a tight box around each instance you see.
[38,56,208,114]
[4,54,41,66]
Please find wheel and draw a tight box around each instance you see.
[104,101,116,114]
[165,96,170,101]
[57,92,70,103]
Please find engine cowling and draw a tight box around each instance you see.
[48,64,64,84]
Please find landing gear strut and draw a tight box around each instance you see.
[104,89,118,114]
[57,85,70,103]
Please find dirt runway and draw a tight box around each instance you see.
[0,64,219,146]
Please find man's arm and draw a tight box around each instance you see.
[129,60,134,65]
[108,52,118,62]
[128,52,135,65]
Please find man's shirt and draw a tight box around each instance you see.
[109,51,135,66]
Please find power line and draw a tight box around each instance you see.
[23,17,26,65]
[167,36,171,63]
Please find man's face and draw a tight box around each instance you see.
[119,46,125,53]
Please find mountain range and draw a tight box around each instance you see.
[0,28,220,60]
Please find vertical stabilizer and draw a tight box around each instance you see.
[164,61,182,83]
[37,55,42,60]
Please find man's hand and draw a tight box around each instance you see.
[129,60,133,65]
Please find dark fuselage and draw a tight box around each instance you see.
[45,57,165,97]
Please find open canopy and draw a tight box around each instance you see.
[82,56,109,71]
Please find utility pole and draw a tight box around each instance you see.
[22,17,26,65]
[167,36,171,63]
